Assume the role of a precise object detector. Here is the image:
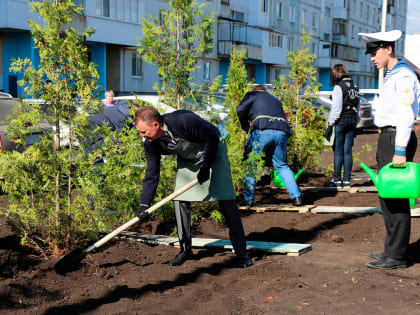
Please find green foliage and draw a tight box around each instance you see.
[223,48,264,194]
[273,30,325,173]
[137,0,215,109]
[0,0,147,257]
[136,1,225,224]
[209,210,223,224]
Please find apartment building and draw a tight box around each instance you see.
[0,0,408,97]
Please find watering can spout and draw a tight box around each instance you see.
[360,163,378,187]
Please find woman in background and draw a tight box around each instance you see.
[102,89,116,107]
[326,64,360,188]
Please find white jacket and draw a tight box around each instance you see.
[374,59,420,155]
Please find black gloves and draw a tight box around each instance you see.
[324,125,333,141]
[136,204,150,222]
[197,166,210,184]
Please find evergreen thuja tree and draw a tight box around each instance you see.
[137,0,215,109]
[224,48,264,194]
[2,0,115,257]
[273,30,325,172]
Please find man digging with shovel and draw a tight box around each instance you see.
[134,106,252,268]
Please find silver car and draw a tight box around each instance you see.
[316,92,374,129]
[0,92,52,153]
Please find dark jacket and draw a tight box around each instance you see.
[86,101,130,153]
[236,91,291,135]
[140,110,220,206]
[337,78,360,119]
[89,101,130,133]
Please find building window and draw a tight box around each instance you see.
[261,0,267,12]
[360,2,363,18]
[269,33,284,48]
[312,12,317,29]
[366,5,369,21]
[132,52,142,77]
[325,6,331,17]
[96,0,140,24]
[290,6,296,22]
[273,67,281,81]
[288,36,294,51]
[231,10,244,21]
[333,19,346,35]
[302,9,307,26]
[324,33,330,41]
[276,2,283,19]
[312,42,317,55]
[203,62,211,82]
[351,24,354,39]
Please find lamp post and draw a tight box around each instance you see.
[378,0,388,88]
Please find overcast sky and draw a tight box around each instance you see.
[406,0,420,34]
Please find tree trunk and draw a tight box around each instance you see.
[55,116,61,227]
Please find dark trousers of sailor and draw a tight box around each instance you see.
[377,130,417,261]
[173,200,247,257]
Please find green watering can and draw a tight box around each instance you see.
[271,168,304,188]
[360,162,420,208]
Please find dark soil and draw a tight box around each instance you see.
[1,129,420,314]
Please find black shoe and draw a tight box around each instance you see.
[292,196,303,207]
[366,252,387,261]
[366,257,407,269]
[343,181,351,189]
[238,255,253,268]
[327,180,342,188]
[169,250,193,266]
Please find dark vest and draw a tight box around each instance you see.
[337,78,360,118]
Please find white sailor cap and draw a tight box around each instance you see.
[358,30,402,54]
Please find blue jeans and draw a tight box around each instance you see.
[243,129,301,203]
[333,117,357,182]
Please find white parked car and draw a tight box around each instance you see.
[359,89,380,119]
[111,93,228,131]
[315,91,374,129]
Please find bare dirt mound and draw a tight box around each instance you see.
[1,129,420,314]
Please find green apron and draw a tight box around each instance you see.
[158,124,235,201]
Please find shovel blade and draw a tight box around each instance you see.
[54,248,86,274]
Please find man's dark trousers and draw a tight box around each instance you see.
[376,130,417,260]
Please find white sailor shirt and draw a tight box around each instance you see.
[374,59,420,156]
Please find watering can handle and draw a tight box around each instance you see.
[389,163,406,169]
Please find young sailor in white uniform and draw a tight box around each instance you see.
[359,30,419,269]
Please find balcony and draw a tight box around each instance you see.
[318,42,360,70]
[332,7,347,20]
[217,19,262,60]
[330,44,359,62]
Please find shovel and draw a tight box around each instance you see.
[54,178,198,273]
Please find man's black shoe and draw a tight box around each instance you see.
[292,196,303,207]
[366,257,407,269]
[238,255,253,268]
[169,250,193,266]
[366,252,387,261]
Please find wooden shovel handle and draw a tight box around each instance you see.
[93,178,199,249]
